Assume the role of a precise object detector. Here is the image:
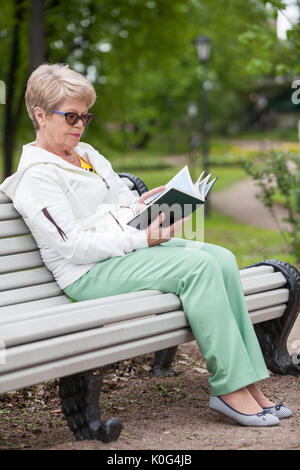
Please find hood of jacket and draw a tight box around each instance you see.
[0,141,106,200]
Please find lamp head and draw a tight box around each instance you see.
[194,35,211,63]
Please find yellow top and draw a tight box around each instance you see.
[74,151,95,172]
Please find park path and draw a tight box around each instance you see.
[164,150,299,355]
[210,176,291,231]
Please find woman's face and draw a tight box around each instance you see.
[36,97,88,151]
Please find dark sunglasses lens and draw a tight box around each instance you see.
[66,113,79,125]
[65,113,93,126]
[83,114,93,126]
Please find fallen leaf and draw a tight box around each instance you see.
[194,367,208,374]
[120,432,136,439]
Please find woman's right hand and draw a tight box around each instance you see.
[146,212,189,247]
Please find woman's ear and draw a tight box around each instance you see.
[34,106,46,128]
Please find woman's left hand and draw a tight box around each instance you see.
[135,186,166,214]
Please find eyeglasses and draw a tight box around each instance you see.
[52,110,93,126]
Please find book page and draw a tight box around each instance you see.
[193,171,205,198]
[204,177,217,197]
[144,166,194,204]
[197,173,212,200]
[165,165,194,194]
[144,166,216,205]
[193,172,217,200]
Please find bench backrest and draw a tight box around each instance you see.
[0,189,72,315]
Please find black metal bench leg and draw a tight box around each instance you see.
[245,260,300,376]
[152,346,178,376]
[59,369,123,442]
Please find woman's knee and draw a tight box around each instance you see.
[204,243,238,269]
[185,249,221,275]
[214,247,239,282]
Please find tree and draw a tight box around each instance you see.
[3,0,28,178]
[0,0,299,177]
[29,0,46,73]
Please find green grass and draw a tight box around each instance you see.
[203,211,296,268]
[171,209,296,269]
[172,208,296,269]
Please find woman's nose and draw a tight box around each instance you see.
[74,118,84,129]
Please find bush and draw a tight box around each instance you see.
[244,151,300,262]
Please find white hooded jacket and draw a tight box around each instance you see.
[0,141,148,289]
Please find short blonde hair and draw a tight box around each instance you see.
[25,63,97,131]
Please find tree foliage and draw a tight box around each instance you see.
[0,0,299,176]
[244,151,300,262]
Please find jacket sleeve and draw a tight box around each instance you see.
[16,168,148,264]
[30,201,148,264]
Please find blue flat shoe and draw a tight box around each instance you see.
[209,396,280,427]
[263,404,292,419]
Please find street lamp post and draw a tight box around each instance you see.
[193,35,211,216]
[187,101,199,181]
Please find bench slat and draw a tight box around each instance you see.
[0,290,161,320]
[0,203,20,221]
[0,282,63,307]
[1,293,183,347]
[0,267,54,292]
[249,304,285,323]
[241,272,286,295]
[0,296,72,317]
[246,288,289,311]
[0,328,194,394]
[240,265,275,278]
[0,235,38,256]
[0,191,11,204]
[0,310,189,374]
[0,251,43,274]
[0,219,30,238]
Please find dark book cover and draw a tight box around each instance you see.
[128,187,206,230]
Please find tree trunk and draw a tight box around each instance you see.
[3,0,26,178]
[3,0,46,178]
[29,0,45,73]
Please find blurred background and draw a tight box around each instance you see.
[0,0,299,268]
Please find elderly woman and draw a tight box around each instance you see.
[1,63,292,427]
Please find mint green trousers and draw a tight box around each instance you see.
[63,238,269,396]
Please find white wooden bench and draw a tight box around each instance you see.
[0,174,299,442]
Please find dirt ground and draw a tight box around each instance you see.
[1,147,299,451]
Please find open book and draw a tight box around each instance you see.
[127,165,217,230]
